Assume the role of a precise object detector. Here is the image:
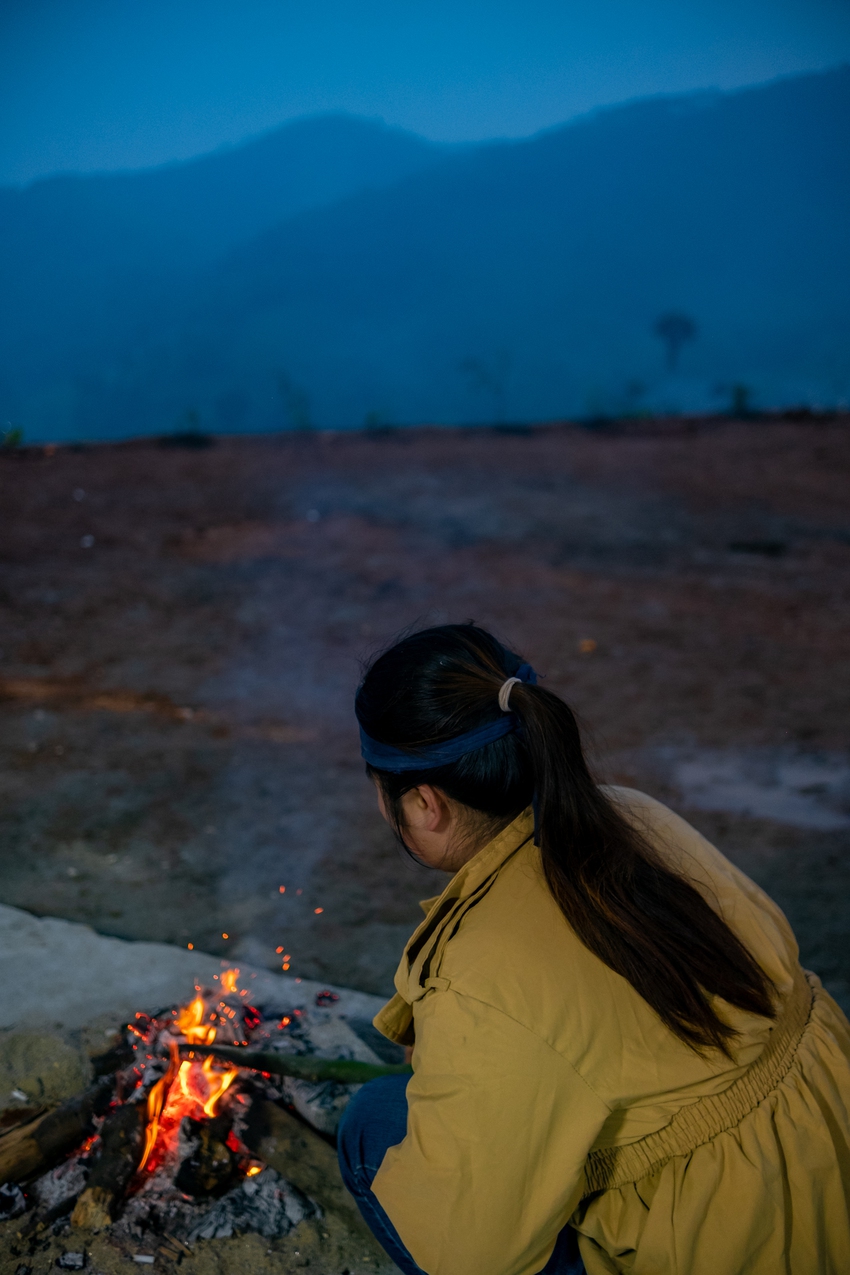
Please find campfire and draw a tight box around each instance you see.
[0,969,407,1254]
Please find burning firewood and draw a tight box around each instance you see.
[1,969,404,1250]
[184,1042,412,1084]
[70,1099,147,1229]
[0,1079,112,1187]
[173,1113,239,1198]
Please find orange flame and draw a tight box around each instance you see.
[200,1054,238,1116]
[137,982,243,1174]
[140,1052,239,1173]
[139,1040,179,1170]
[176,1054,238,1117]
[175,994,217,1045]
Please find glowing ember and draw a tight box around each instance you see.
[221,968,240,994]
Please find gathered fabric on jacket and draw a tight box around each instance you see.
[371,787,850,1275]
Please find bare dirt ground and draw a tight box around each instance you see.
[1,417,849,1008]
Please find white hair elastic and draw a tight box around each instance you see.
[498,677,522,712]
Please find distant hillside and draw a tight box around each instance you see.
[2,69,849,439]
[0,115,447,430]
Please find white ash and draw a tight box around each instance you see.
[33,1154,90,1211]
[112,1169,204,1242]
[122,1056,170,1103]
[56,1253,86,1270]
[186,1168,318,1241]
[0,1182,26,1220]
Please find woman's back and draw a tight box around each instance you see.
[348,623,850,1274]
[372,788,850,1275]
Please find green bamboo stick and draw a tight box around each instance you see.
[182,1042,411,1085]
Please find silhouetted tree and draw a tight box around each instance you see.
[654,312,697,371]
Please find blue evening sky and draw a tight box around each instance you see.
[2,0,849,185]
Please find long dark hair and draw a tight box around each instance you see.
[356,623,775,1055]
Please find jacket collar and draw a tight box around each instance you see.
[373,807,535,1043]
[396,806,535,1001]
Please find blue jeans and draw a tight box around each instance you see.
[337,1075,586,1275]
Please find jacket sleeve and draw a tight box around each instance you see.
[371,986,611,1275]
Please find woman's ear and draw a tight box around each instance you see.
[400,784,451,833]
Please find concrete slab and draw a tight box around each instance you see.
[0,903,385,1033]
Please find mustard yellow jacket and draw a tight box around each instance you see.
[372,787,850,1275]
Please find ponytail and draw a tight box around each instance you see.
[356,624,775,1054]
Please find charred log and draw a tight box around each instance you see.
[0,1080,112,1187]
[71,1100,146,1230]
[0,1107,46,1134]
[174,1115,239,1198]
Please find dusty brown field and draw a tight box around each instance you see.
[1,417,849,1005]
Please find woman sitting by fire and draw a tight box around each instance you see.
[337,624,850,1275]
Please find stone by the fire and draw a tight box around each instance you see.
[0,1031,89,1113]
[254,1009,387,1135]
[0,905,386,1037]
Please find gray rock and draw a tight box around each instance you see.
[0,1030,89,1112]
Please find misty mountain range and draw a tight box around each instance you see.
[1,66,848,440]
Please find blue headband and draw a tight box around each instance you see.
[359,663,537,773]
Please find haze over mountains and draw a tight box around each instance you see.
[1,67,848,441]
